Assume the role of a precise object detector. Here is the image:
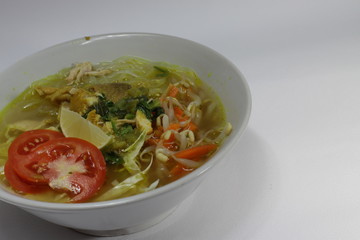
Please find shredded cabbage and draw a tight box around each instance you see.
[0,138,13,167]
[94,159,155,201]
[0,56,230,203]
[123,130,147,174]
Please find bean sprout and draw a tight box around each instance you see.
[156,114,169,130]
[140,145,156,162]
[172,156,202,168]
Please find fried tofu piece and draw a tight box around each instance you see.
[86,110,113,135]
[69,89,98,115]
[135,110,153,134]
[86,109,102,125]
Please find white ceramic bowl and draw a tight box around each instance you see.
[0,33,251,236]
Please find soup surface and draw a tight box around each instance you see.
[0,56,231,203]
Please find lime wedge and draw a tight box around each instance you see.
[59,107,112,149]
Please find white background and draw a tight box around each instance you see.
[1,0,360,239]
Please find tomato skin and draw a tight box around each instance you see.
[18,137,106,203]
[9,129,65,155]
[4,161,49,194]
[8,129,65,184]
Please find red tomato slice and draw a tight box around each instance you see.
[4,161,49,194]
[13,137,106,203]
[8,129,65,184]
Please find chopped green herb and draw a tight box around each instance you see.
[93,95,111,119]
[86,86,165,122]
[136,99,152,119]
[103,151,124,165]
[136,98,163,120]
[152,106,165,119]
[119,124,134,136]
[124,113,135,119]
[110,118,120,135]
[154,66,169,77]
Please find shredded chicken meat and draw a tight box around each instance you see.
[35,86,98,115]
[65,62,112,85]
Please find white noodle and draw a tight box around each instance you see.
[179,118,191,127]
[156,146,175,156]
[187,101,202,123]
[177,85,187,94]
[195,127,227,146]
[193,108,202,125]
[169,97,188,113]
[172,156,202,168]
[204,101,217,118]
[140,145,156,162]
[187,91,202,106]
[195,129,217,145]
[213,130,227,143]
[157,161,169,178]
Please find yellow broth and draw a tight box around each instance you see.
[0,56,229,203]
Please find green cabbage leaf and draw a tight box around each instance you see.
[123,130,147,174]
[94,159,158,201]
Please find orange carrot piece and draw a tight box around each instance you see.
[163,132,177,150]
[174,106,188,121]
[173,106,183,115]
[184,122,197,132]
[174,144,218,160]
[167,84,179,97]
[153,128,163,138]
[167,123,182,131]
[146,138,160,146]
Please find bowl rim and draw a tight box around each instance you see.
[0,32,252,211]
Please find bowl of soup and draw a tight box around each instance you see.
[0,33,251,236]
